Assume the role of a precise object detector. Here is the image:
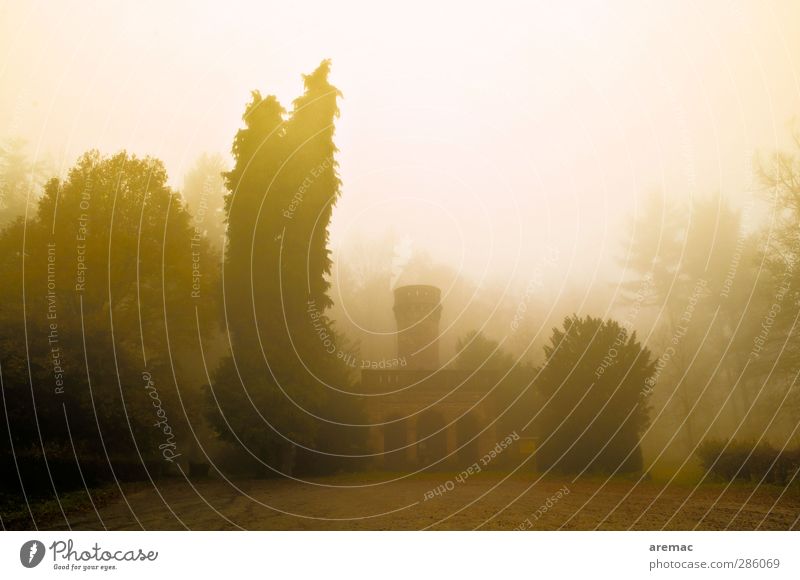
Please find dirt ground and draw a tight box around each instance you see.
[31,472,800,531]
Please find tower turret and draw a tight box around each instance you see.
[393,285,442,370]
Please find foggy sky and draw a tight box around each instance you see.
[1,0,799,291]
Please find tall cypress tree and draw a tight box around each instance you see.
[223,92,287,350]
[283,59,342,312]
[210,62,362,474]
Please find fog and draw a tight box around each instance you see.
[3,0,800,530]
[3,0,799,284]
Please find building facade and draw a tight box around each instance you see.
[361,285,513,470]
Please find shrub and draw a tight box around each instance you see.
[696,439,800,485]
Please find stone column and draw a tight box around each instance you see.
[446,423,458,457]
[407,419,418,463]
[369,425,384,468]
[478,417,498,460]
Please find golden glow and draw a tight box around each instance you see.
[1,0,799,285]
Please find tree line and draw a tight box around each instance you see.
[0,61,365,510]
[2,61,800,522]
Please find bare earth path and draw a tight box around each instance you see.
[40,473,800,531]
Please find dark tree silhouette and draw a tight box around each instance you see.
[534,315,655,474]
[453,330,514,371]
[208,61,364,475]
[0,150,215,499]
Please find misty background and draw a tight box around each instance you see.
[2,0,799,276]
[2,0,800,491]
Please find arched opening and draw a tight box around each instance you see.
[417,410,447,466]
[456,413,481,464]
[382,415,407,469]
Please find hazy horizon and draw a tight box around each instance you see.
[3,0,800,291]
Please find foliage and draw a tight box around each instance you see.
[696,439,800,485]
[0,150,216,498]
[0,138,50,229]
[534,315,655,474]
[182,152,229,249]
[207,61,365,475]
[453,330,515,371]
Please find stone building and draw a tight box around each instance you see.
[361,284,511,469]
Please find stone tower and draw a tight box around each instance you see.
[393,285,442,370]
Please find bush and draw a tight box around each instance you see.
[534,315,655,474]
[696,439,800,485]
